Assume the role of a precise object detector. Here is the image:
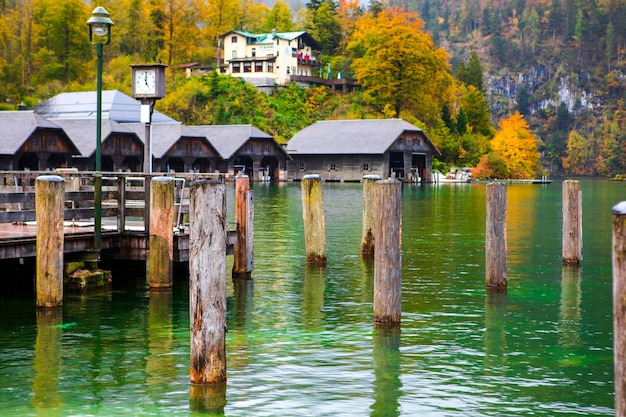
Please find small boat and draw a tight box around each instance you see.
[432,168,472,183]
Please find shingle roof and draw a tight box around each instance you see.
[0,111,65,154]
[190,124,274,160]
[52,118,135,157]
[285,119,435,155]
[124,122,212,158]
[34,90,176,123]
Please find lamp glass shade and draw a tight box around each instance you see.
[92,23,109,37]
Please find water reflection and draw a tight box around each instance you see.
[484,290,507,368]
[32,309,63,415]
[146,289,176,385]
[229,279,253,370]
[189,382,227,415]
[302,265,326,328]
[371,326,402,417]
[558,266,582,348]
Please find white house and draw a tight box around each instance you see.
[219,30,323,90]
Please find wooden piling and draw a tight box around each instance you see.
[612,201,626,415]
[373,179,402,325]
[301,174,326,264]
[361,175,381,256]
[189,179,227,384]
[486,182,507,289]
[35,175,65,309]
[233,175,254,278]
[149,177,175,289]
[562,180,582,266]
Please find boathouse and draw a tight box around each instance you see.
[0,111,79,171]
[192,124,289,181]
[123,122,220,173]
[1,91,285,180]
[285,119,439,182]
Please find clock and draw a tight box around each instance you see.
[135,69,156,95]
[130,64,167,99]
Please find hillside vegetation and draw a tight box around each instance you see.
[1,0,625,177]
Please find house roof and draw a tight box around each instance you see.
[33,90,176,123]
[285,119,438,155]
[190,124,276,160]
[0,111,67,154]
[221,30,322,51]
[52,118,136,157]
[124,122,215,158]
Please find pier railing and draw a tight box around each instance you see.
[0,171,222,230]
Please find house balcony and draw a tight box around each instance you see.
[291,75,360,93]
[297,57,321,68]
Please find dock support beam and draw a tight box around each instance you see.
[613,201,626,415]
[486,182,507,289]
[361,175,381,256]
[189,179,227,384]
[373,179,402,325]
[35,175,65,309]
[562,180,582,266]
[149,177,175,289]
[233,175,254,278]
[301,174,326,264]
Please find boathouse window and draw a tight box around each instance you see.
[255,61,263,72]
[233,62,241,73]
[231,36,237,43]
[194,143,201,152]
[177,142,184,150]
[123,139,131,150]
[329,163,337,171]
[299,163,305,170]
[262,143,270,153]
[413,138,421,146]
[245,143,254,153]
[362,163,370,171]
[244,62,252,72]
[398,138,405,145]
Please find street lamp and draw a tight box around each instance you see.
[87,6,114,255]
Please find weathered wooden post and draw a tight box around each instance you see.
[233,175,254,278]
[562,180,582,265]
[361,174,381,256]
[35,175,65,309]
[189,179,227,384]
[486,182,507,289]
[612,201,626,415]
[301,174,326,264]
[149,177,175,289]
[373,179,402,325]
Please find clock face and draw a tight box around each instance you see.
[135,70,156,95]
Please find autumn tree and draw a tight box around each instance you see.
[32,0,91,85]
[562,130,594,175]
[347,7,455,125]
[259,0,293,33]
[475,111,542,179]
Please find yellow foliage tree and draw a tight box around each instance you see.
[347,7,455,125]
[490,111,542,179]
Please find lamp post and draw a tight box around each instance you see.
[87,6,114,255]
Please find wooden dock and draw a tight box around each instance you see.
[0,171,232,263]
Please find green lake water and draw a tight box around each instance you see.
[0,178,620,416]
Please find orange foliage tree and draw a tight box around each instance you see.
[474,112,542,179]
